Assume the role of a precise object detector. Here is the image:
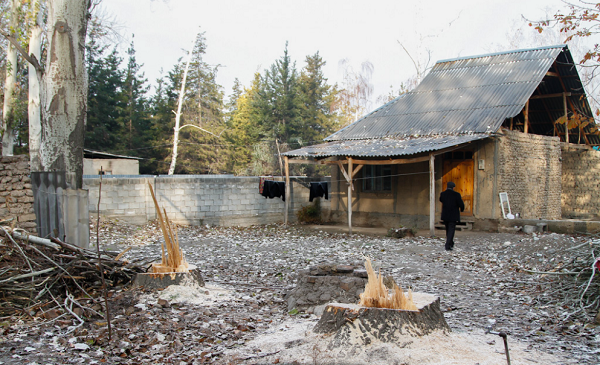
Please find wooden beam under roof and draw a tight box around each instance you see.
[529,92,571,100]
[324,156,430,165]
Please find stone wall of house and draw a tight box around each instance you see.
[84,175,331,226]
[0,155,36,233]
[561,144,600,219]
[496,130,562,220]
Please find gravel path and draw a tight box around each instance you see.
[0,219,598,364]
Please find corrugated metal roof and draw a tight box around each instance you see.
[282,134,490,158]
[326,45,565,141]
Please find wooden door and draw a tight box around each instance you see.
[442,160,474,216]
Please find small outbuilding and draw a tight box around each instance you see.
[283,45,600,233]
[83,149,142,176]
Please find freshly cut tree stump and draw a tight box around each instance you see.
[314,293,449,348]
[133,266,204,290]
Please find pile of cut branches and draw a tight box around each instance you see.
[523,236,600,323]
[0,228,144,318]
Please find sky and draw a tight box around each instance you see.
[99,0,571,110]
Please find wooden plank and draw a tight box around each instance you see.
[348,157,353,235]
[287,159,320,165]
[564,92,569,143]
[337,161,351,183]
[529,92,571,99]
[351,164,364,178]
[524,100,530,134]
[284,156,290,225]
[324,156,429,165]
[429,153,435,237]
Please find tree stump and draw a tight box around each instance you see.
[133,267,204,289]
[314,293,449,348]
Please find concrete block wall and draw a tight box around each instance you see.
[496,130,562,220]
[561,144,600,219]
[0,155,36,232]
[83,176,331,226]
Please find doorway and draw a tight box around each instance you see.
[442,150,474,216]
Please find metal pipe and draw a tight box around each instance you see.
[486,326,511,365]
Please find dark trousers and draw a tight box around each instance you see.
[444,221,456,250]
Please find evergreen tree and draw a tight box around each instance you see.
[255,42,302,145]
[298,52,339,145]
[224,75,262,174]
[171,31,226,174]
[143,71,176,174]
[85,29,125,152]
[120,36,150,153]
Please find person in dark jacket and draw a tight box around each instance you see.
[439,181,465,251]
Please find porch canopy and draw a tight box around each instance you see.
[281,134,490,234]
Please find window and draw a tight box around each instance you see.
[362,165,392,192]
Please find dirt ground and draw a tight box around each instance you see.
[0,219,599,364]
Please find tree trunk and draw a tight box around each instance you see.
[2,0,19,156]
[39,0,90,189]
[168,43,193,175]
[313,294,450,349]
[28,0,43,169]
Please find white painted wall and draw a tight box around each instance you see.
[83,158,140,176]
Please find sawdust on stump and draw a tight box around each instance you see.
[359,257,417,310]
[148,183,189,273]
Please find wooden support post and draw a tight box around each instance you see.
[564,92,569,143]
[348,157,353,235]
[524,100,530,134]
[509,117,513,131]
[429,153,435,237]
[284,156,290,225]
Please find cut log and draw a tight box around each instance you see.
[314,293,449,348]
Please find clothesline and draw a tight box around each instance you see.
[261,170,430,185]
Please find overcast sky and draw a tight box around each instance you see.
[99,0,570,110]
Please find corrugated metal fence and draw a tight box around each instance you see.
[31,172,89,248]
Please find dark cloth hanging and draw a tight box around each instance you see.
[259,177,266,194]
[309,182,328,202]
[261,180,285,201]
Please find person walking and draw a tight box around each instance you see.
[439,181,465,251]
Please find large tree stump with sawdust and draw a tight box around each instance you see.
[313,293,449,348]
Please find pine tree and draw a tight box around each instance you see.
[85,30,125,152]
[255,42,302,145]
[120,36,150,153]
[143,72,176,174]
[298,52,339,145]
[171,32,225,174]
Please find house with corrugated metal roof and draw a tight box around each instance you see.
[281,45,600,233]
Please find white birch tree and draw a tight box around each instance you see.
[2,0,19,156]
[37,0,91,188]
[28,0,43,169]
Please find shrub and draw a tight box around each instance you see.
[297,200,321,224]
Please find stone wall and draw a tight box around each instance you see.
[496,130,562,220]
[84,175,331,226]
[561,144,600,219]
[0,156,36,232]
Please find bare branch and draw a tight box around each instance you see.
[0,31,43,72]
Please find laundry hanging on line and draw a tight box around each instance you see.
[309,182,328,202]
[261,180,285,201]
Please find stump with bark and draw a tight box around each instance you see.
[314,293,449,348]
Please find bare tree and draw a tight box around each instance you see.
[338,59,374,126]
[2,0,19,156]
